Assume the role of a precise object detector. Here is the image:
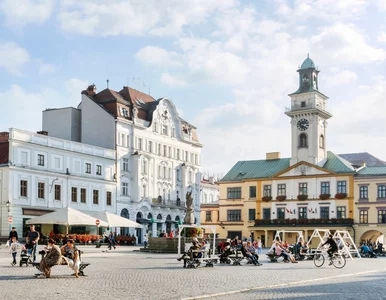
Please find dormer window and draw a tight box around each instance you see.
[301,101,306,108]
[121,107,129,117]
[319,135,324,148]
[154,122,158,133]
[162,125,168,136]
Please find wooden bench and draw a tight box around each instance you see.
[228,250,244,266]
[31,259,90,277]
[184,249,217,268]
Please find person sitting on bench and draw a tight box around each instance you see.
[246,241,262,265]
[177,240,201,267]
[240,242,259,265]
[275,240,298,263]
[40,238,62,278]
[61,239,81,278]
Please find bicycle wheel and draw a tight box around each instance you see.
[313,253,325,267]
[332,254,346,269]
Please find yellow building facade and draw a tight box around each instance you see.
[201,56,386,246]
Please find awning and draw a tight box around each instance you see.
[136,218,151,223]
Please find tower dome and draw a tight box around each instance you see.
[300,55,315,70]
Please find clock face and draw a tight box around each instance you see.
[297,118,309,131]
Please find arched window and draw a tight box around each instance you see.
[157,214,162,220]
[121,208,129,219]
[319,135,324,148]
[166,215,172,221]
[136,212,143,219]
[299,133,308,148]
[175,215,180,223]
[147,213,153,220]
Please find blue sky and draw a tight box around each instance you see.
[1,0,386,175]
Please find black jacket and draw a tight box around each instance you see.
[322,238,338,251]
[8,230,18,240]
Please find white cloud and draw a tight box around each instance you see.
[325,70,357,87]
[377,32,386,43]
[0,79,88,132]
[275,0,368,22]
[311,24,386,64]
[39,63,57,74]
[160,73,188,88]
[135,46,181,68]
[0,0,54,28]
[0,42,30,75]
[59,0,236,36]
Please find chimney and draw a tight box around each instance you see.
[209,177,214,184]
[0,132,9,142]
[86,84,97,96]
[266,152,281,160]
[37,131,48,136]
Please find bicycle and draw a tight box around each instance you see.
[313,249,346,269]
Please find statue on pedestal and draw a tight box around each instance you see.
[184,191,195,225]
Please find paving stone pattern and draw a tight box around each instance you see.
[0,245,385,300]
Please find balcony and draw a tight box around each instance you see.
[253,218,354,227]
[151,197,185,208]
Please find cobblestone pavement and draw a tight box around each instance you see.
[0,245,385,300]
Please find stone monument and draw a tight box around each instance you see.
[184,190,195,225]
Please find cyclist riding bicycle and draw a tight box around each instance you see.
[321,234,338,265]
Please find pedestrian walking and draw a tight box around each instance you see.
[257,238,262,254]
[9,236,21,266]
[8,227,18,246]
[143,234,148,248]
[108,232,116,250]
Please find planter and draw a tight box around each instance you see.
[335,193,347,199]
[319,194,331,200]
[276,195,286,201]
[297,194,308,201]
[262,196,272,202]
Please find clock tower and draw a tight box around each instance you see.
[285,55,332,166]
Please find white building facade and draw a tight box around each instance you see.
[200,177,219,204]
[0,128,116,238]
[43,85,203,242]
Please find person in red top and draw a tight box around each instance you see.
[169,230,174,238]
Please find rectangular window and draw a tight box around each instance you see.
[37,154,44,166]
[205,211,212,222]
[162,125,168,135]
[263,208,271,220]
[337,181,347,194]
[248,209,256,221]
[227,187,241,199]
[106,191,112,206]
[148,141,152,153]
[37,182,44,199]
[337,206,346,219]
[320,207,329,219]
[277,184,286,196]
[122,183,128,196]
[158,144,161,155]
[85,163,91,174]
[359,210,368,224]
[321,182,330,194]
[121,134,125,146]
[142,160,147,174]
[249,186,256,198]
[378,185,386,199]
[122,158,129,171]
[227,210,241,221]
[263,185,272,197]
[195,154,198,165]
[80,188,86,203]
[93,190,99,204]
[277,207,285,220]
[378,210,386,223]
[71,187,77,202]
[359,186,368,199]
[96,165,102,175]
[163,145,167,156]
[20,180,27,197]
[299,183,307,195]
[168,168,172,180]
[298,207,307,219]
[138,138,143,150]
[177,149,180,160]
[185,151,189,162]
[54,185,61,200]
[169,147,172,158]
[172,127,175,137]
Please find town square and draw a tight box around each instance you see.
[1,1,386,299]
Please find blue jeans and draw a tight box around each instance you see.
[12,252,16,264]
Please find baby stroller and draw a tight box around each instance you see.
[219,246,235,264]
[20,244,34,267]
